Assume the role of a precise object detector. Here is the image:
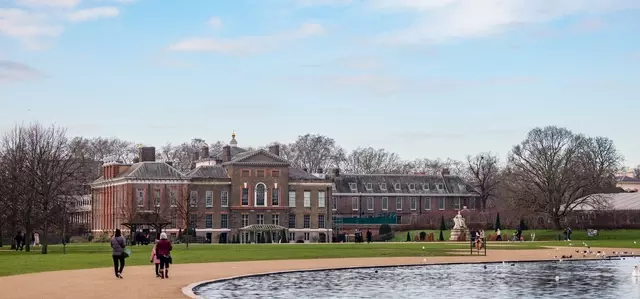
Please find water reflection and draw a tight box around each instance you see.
[195,259,640,299]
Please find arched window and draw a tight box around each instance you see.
[255,183,267,206]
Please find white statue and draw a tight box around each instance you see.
[453,211,466,229]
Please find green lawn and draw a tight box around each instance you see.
[394,229,640,242]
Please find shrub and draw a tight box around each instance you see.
[69,236,87,243]
[296,239,304,243]
[93,232,110,243]
[379,233,394,242]
[419,231,427,241]
[379,224,392,236]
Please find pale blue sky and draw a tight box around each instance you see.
[1,0,639,166]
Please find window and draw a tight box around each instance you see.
[271,170,280,177]
[365,183,372,191]
[304,232,310,241]
[288,214,296,228]
[303,215,310,228]
[394,183,401,191]
[437,184,444,190]
[272,188,279,206]
[352,197,359,211]
[205,214,213,229]
[380,183,387,191]
[242,214,249,227]
[255,183,266,206]
[470,197,476,210]
[190,191,198,207]
[242,188,249,205]
[349,183,358,192]
[332,196,337,210]
[423,184,430,191]
[137,189,144,207]
[410,197,417,210]
[367,197,374,210]
[221,214,228,229]
[289,232,296,242]
[257,214,264,225]
[241,169,250,177]
[396,197,403,210]
[221,191,228,207]
[408,183,415,191]
[272,214,280,226]
[304,191,311,207]
[318,191,325,208]
[154,190,161,207]
[382,197,388,210]
[205,191,213,207]
[454,197,461,210]
[425,197,431,210]
[255,170,264,177]
[170,190,177,207]
[438,198,445,210]
[318,215,325,228]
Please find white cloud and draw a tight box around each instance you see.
[371,0,640,44]
[0,60,43,83]
[207,16,223,29]
[16,0,81,8]
[168,23,325,54]
[0,8,63,38]
[67,7,119,22]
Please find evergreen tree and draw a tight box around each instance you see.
[439,216,446,241]
[439,230,444,241]
[406,231,411,242]
[495,213,502,231]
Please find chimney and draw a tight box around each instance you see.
[317,168,323,174]
[138,146,156,162]
[201,146,209,159]
[333,168,340,176]
[192,151,200,162]
[303,168,308,172]
[269,144,280,156]
[223,145,231,162]
[166,161,173,166]
[441,168,450,176]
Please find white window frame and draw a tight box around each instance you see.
[349,183,358,192]
[380,183,387,191]
[367,197,374,210]
[381,197,388,210]
[304,232,310,241]
[272,188,279,206]
[438,198,445,210]
[352,197,359,211]
[396,197,402,210]
[318,191,325,208]
[425,197,431,210]
[394,183,401,191]
[303,215,310,229]
[365,183,372,191]
[455,197,461,210]
[257,214,265,225]
[423,184,430,191]
[137,189,144,207]
[190,190,198,207]
[410,197,417,210]
[437,183,444,190]
[304,191,311,207]
[242,214,249,227]
[221,214,228,229]
[408,183,415,191]
[205,214,213,229]
[288,191,296,207]
[255,182,267,207]
[318,214,325,228]
[272,214,280,226]
[332,196,337,210]
[221,191,228,207]
[205,191,213,207]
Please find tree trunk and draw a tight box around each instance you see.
[41,220,48,254]
[552,215,562,230]
[62,214,67,255]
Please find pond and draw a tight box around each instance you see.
[193,258,640,298]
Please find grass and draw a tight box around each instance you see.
[2,229,640,277]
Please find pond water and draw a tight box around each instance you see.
[194,258,640,299]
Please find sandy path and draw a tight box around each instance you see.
[0,246,635,299]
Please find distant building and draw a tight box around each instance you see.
[616,175,640,192]
[90,133,333,243]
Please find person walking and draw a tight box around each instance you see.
[110,229,127,279]
[14,232,24,251]
[150,240,161,278]
[156,233,173,279]
[366,229,372,243]
[33,232,40,247]
[496,228,502,241]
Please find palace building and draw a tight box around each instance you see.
[90,133,334,243]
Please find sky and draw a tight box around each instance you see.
[1,0,640,167]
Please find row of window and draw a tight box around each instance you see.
[240,169,280,177]
[200,214,326,229]
[350,197,477,211]
[348,182,450,192]
[189,190,229,208]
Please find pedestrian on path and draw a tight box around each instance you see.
[150,240,161,278]
[156,233,173,279]
[110,229,127,279]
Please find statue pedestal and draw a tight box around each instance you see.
[449,228,470,241]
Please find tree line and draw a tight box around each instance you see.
[0,123,627,253]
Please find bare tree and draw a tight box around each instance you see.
[506,126,622,229]
[344,147,403,174]
[173,187,204,250]
[70,137,137,163]
[282,134,344,172]
[157,138,208,172]
[465,152,500,211]
[633,165,640,179]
